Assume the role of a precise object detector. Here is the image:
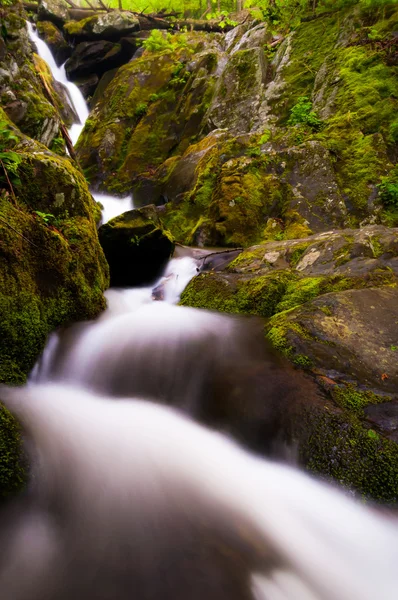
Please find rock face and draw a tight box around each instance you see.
[75,5,397,248]
[180,225,398,501]
[38,0,69,28]
[98,205,175,287]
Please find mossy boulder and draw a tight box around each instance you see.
[36,21,72,66]
[63,12,140,43]
[267,287,398,393]
[98,205,175,287]
[180,225,398,500]
[76,35,222,193]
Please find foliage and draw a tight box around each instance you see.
[378,167,398,208]
[0,120,22,187]
[134,102,148,118]
[205,10,238,27]
[142,29,191,54]
[288,96,322,130]
[33,211,56,225]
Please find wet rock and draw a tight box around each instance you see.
[269,287,398,393]
[98,205,175,287]
[63,11,140,43]
[365,402,398,443]
[36,21,72,66]
[65,40,124,80]
[74,73,99,100]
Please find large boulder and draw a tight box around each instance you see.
[179,225,398,501]
[65,40,129,81]
[98,205,175,287]
[76,35,222,192]
[63,12,140,43]
[36,21,72,66]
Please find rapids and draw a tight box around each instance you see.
[3,19,394,600]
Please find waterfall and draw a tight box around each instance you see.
[7,20,397,600]
[26,21,133,221]
[26,21,88,143]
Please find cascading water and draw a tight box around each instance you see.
[26,21,89,144]
[4,20,396,600]
[26,21,133,220]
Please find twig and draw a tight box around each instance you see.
[98,0,110,12]
[0,158,18,205]
[0,215,40,249]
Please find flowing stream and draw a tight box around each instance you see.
[27,21,134,221]
[4,21,396,600]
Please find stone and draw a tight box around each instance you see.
[98,205,175,287]
[63,11,140,43]
[65,40,124,80]
[75,73,99,100]
[38,0,69,28]
[272,287,398,394]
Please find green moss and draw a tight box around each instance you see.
[331,383,387,413]
[299,404,398,503]
[288,242,312,267]
[276,7,398,219]
[63,16,96,36]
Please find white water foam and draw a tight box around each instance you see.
[1,383,398,600]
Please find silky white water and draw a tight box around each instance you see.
[11,19,398,600]
[26,21,89,144]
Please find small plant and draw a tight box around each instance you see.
[0,120,22,190]
[142,30,172,53]
[33,211,55,225]
[206,11,238,28]
[377,168,398,208]
[134,103,148,118]
[288,96,322,131]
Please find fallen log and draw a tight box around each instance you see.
[23,3,236,33]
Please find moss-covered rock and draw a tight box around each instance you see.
[38,0,69,28]
[98,205,174,287]
[76,34,222,193]
[36,20,72,66]
[180,224,398,500]
[0,109,109,500]
[206,47,268,134]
